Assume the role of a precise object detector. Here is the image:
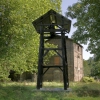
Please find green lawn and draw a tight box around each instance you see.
[0,82,100,100]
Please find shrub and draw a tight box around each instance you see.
[81,77,95,83]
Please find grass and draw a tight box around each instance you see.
[0,81,100,100]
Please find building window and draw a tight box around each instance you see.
[77,46,80,51]
[77,55,80,58]
[54,56,60,65]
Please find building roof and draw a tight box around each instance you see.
[32,9,71,34]
[67,38,83,48]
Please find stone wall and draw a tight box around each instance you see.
[43,37,83,82]
[73,43,83,81]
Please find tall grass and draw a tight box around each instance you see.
[0,81,100,100]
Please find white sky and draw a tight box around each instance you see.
[61,0,93,60]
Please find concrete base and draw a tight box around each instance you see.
[40,88,72,92]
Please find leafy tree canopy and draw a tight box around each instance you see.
[0,0,62,80]
[66,0,100,60]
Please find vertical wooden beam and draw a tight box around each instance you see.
[61,32,68,90]
[64,36,69,88]
[37,25,44,89]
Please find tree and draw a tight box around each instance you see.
[0,0,62,81]
[83,56,100,78]
[88,57,100,78]
[66,0,100,60]
[83,59,91,76]
[66,0,100,78]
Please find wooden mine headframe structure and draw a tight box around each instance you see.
[32,9,71,90]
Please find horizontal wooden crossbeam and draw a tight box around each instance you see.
[43,65,63,68]
[44,48,62,50]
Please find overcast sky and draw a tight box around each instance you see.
[61,0,93,60]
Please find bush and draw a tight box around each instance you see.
[81,77,95,83]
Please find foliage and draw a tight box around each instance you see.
[66,0,100,60]
[81,77,95,83]
[43,43,57,65]
[66,0,100,78]
[83,57,100,78]
[85,57,100,78]
[0,0,62,80]
[83,59,92,76]
[90,61,100,78]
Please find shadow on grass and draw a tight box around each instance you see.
[0,82,100,100]
[0,83,73,100]
[0,83,36,100]
[74,85,100,97]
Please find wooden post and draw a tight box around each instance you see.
[37,26,44,89]
[61,32,66,90]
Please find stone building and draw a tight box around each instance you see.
[43,36,83,82]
